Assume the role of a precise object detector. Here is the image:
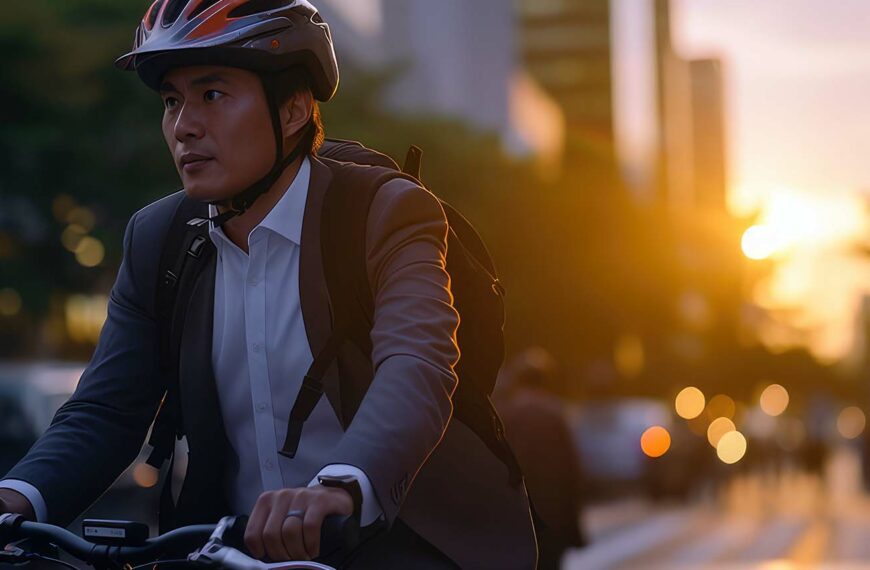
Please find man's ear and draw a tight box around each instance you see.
[278,90,314,153]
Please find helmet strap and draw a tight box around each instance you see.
[206,72,314,228]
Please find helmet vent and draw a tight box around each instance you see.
[190,0,221,19]
[162,0,187,27]
[228,0,289,19]
[145,0,162,30]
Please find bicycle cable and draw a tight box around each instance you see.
[130,558,191,569]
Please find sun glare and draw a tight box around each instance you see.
[740,187,865,262]
[742,225,780,260]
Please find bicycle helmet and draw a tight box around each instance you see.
[115,0,340,225]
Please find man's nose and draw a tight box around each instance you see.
[173,103,205,141]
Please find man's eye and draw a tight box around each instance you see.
[163,97,179,110]
[204,90,223,102]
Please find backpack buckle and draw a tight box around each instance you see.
[186,235,208,258]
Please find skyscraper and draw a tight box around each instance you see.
[690,59,728,212]
[519,0,618,187]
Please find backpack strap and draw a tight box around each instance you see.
[146,196,212,468]
[280,165,525,487]
[319,138,400,170]
[280,166,409,458]
[402,145,423,179]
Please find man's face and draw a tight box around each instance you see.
[159,65,275,202]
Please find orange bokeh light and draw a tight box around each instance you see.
[641,426,672,458]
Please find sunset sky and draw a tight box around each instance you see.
[673,0,870,361]
[674,0,870,199]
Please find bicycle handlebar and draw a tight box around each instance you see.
[0,512,359,569]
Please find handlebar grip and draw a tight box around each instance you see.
[229,514,360,557]
[319,514,360,556]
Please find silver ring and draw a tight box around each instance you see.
[285,509,306,520]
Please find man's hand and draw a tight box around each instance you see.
[0,489,36,520]
[244,485,353,562]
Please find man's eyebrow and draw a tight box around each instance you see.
[159,74,230,93]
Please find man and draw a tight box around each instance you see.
[0,1,537,568]
[495,348,586,570]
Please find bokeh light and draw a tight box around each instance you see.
[707,417,736,448]
[675,386,705,419]
[837,406,866,440]
[706,394,736,420]
[759,384,789,416]
[65,294,108,344]
[61,224,87,252]
[741,225,782,260]
[74,236,105,267]
[132,464,158,488]
[66,206,96,232]
[0,288,22,317]
[759,384,789,417]
[640,426,671,458]
[717,430,748,464]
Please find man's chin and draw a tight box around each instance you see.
[183,184,233,204]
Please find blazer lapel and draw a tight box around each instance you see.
[299,156,343,423]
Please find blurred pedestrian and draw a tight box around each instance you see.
[495,347,586,569]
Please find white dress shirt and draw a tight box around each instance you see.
[1,157,381,525]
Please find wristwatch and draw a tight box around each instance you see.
[317,474,362,522]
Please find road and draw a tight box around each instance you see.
[565,446,870,569]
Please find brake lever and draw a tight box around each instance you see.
[187,516,236,566]
[188,541,335,569]
[0,542,29,564]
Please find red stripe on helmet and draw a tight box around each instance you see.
[185,0,246,40]
[142,0,163,32]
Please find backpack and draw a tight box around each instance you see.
[145,139,523,488]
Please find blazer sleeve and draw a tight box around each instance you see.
[322,178,460,525]
[3,208,166,527]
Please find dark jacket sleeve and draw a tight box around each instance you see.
[3,197,177,526]
[323,178,461,524]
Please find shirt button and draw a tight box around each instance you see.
[253,343,261,353]
[256,402,267,413]
[264,459,274,471]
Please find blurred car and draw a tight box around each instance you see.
[567,398,705,502]
[0,361,85,474]
[0,361,161,503]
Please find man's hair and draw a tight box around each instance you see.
[268,66,325,156]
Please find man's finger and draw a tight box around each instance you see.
[302,505,329,559]
[280,510,309,561]
[244,497,270,560]
[263,500,295,562]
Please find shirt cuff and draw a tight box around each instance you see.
[0,479,48,523]
[309,465,383,526]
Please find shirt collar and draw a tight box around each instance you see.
[208,156,311,247]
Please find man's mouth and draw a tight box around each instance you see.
[179,153,214,172]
